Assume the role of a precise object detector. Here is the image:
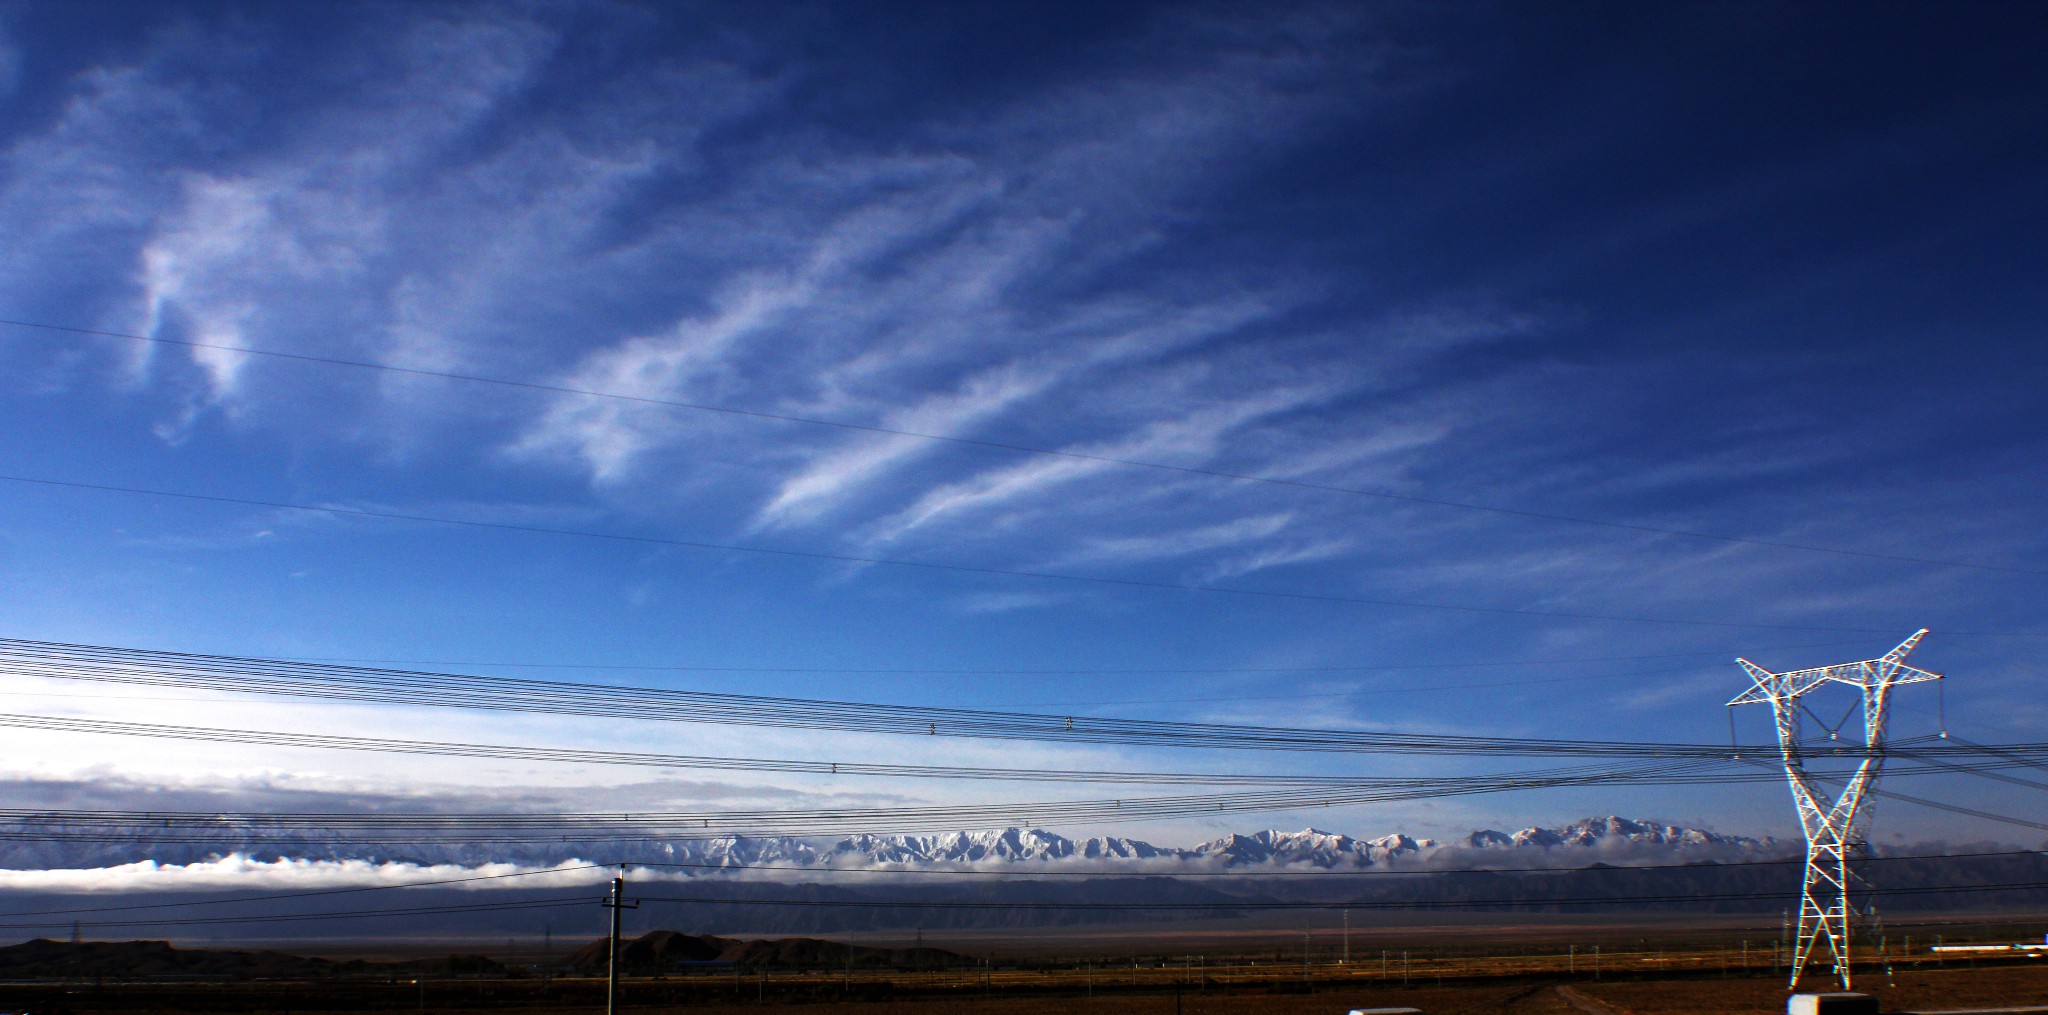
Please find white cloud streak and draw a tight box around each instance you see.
[0,855,609,894]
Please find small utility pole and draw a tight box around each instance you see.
[602,865,640,1015]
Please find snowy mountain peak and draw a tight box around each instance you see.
[0,816,1778,872]
[863,817,1772,870]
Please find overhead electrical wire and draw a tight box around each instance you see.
[1028,663,1720,708]
[278,639,1879,676]
[5,316,2038,579]
[10,879,2048,932]
[1867,785,2048,835]
[5,328,2038,940]
[0,712,1684,786]
[12,474,2017,636]
[44,637,1897,712]
[10,637,1996,758]
[1882,748,2048,795]
[12,754,2048,845]
[0,760,1747,844]
[0,896,593,931]
[8,639,2037,844]
[5,761,2033,848]
[4,645,2035,863]
[4,663,1781,712]
[1746,761,2048,836]
[1937,733,2048,779]
[4,711,2041,792]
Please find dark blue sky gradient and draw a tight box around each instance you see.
[0,1,2043,844]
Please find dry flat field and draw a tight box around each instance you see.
[9,964,2048,1014]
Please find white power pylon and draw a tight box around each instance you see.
[1728,629,1941,991]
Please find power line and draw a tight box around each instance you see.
[1024,663,1719,708]
[5,757,2026,848]
[5,316,2037,578]
[10,640,2040,847]
[1884,747,2048,795]
[0,647,1956,712]
[1940,734,2048,781]
[27,881,2033,932]
[0,637,1869,755]
[270,639,1880,676]
[33,638,1888,711]
[1761,761,2048,836]
[0,896,591,931]
[0,711,1563,785]
[6,710,2039,789]
[14,753,2048,845]
[7,474,2005,636]
[0,761,1739,842]
[13,637,2031,759]
[8,876,2048,933]
[1873,785,2048,834]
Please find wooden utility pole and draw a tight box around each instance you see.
[602,866,639,1015]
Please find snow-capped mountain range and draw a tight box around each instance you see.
[678,816,1774,869]
[0,816,1779,871]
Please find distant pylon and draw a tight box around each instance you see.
[1728,629,1941,991]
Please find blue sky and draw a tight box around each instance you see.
[1,1,2045,847]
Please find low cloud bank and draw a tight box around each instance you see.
[0,855,613,894]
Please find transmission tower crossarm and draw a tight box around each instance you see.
[1728,630,1939,708]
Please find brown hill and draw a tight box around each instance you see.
[568,930,968,972]
[0,939,340,980]
[721,936,968,970]
[0,938,503,980]
[564,928,734,970]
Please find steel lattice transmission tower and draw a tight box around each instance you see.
[1728,629,1941,991]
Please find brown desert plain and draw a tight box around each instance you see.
[5,931,2046,1015]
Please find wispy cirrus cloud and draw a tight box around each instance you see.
[0,5,1521,600]
[483,13,1429,582]
[856,382,1350,550]
[0,22,19,108]
[0,9,775,445]
[1048,513,1299,570]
